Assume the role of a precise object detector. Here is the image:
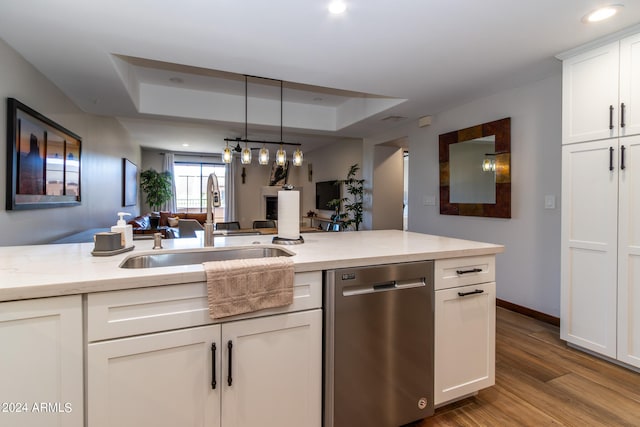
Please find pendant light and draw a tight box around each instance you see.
[259,143,269,165]
[293,147,303,166]
[222,75,303,166]
[223,141,232,163]
[276,145,287,166]
[241,142,252,164]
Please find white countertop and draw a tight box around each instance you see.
[0,230,503,302]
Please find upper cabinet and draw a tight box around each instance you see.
[563,33,640,144]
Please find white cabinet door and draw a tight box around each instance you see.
[0,295,83,427]
[619,34,640,138]
[88,324,221,427]
[618,135,640,368]
[561,140,619,357]
[562,41,620,144]
[434,282,495,406]
[221,309,322,427]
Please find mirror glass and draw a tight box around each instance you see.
[439,117,510,218]
[449,135,496,204]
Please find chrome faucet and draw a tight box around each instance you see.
[204,172,221,247]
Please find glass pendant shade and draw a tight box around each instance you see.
[482,158,495,172]
[241,144,252,164]
[276,146,286,166]
[223,143,232,164]
[259,145,269,165]
[292,148,303,166]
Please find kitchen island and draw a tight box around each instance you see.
[0,230,503,427]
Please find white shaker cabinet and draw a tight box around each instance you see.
[87,273,323,427]
[617,136,640,367]
[560,133,640,367]
[220,310,322,427]
[560,139,619,357]
[562,33,640,144]
[561,28,640,369]
[433,256,496,406]
[0,295,84,427]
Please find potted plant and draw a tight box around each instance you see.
[140,168,173,228]
[327,164,365,231]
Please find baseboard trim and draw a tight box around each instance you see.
[496,299,560,327]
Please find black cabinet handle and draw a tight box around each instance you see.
[621,145,626,170]
[458,289,485,297]
[211,343,217,390]
[621,103,626,128]
[610,105,614,130]
[610,147,615,171]
[456,268,482,275]
[227,340,233,387]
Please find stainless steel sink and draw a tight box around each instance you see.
[119,247,292,269]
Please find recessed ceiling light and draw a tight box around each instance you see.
[328,1,346,14]
[583,4,623,23]
[182,143,189,147]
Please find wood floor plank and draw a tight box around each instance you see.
[547,373,640,426]
[409,308,640,427]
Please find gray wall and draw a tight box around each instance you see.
[303,141,364,224]
[372,146,404,230]
[408,73,562,317]
[0,39,140,246]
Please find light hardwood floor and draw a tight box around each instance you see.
[411,307,640,426]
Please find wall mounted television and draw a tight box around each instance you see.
[315,180,340,210]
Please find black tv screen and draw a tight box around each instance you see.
[316,180,340,210]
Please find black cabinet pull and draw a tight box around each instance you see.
[456,268,482,275]
[458,289,485,297]
[211,343,217,390]
[621,103,626,128]
[227,340,233,387]
[610,105,614,130]
[610,147,615,171]
[621,145,626,170]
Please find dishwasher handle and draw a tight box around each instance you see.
[342,278,425,296]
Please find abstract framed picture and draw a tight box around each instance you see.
[122,158,137,207]
[6,98,82,210]
[268,160,289,186]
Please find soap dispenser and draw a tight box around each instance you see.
[111,212,133,249]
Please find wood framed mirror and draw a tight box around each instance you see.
[439,117,511,218]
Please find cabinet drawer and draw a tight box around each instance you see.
[434,255,495,290]
[87,271,322,342]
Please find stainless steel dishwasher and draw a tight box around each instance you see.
[324,261,434,427]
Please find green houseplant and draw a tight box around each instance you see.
[140,169,173,227]
[327,164,365,231]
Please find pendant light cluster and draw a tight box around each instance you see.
[223,76,303,167]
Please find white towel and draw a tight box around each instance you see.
[204,256,294,319]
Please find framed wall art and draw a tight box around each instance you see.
[6,98,82,210]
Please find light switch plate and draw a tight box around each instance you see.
[423,195,436,206]
[544,195,556,209]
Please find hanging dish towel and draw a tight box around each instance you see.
[204,256,294,319]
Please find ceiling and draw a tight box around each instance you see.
[0,1,639,154]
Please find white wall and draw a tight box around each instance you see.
[408,73,562,317]
[0,39,140,246]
